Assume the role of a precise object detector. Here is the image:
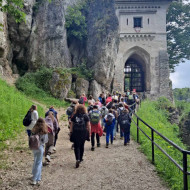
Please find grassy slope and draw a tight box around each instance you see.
[131,100,188,190]
[0,78,44,150]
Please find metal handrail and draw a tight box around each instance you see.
[128,102,189,190]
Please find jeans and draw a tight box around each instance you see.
[124,130,130,144]
[120,125,124,137]
[113,120,118,137]
[106,125,114,144]
[74,141,85,161]
[91,133,100,147]
[32,145,44,181]
[26,130,31,137]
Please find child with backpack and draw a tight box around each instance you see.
[89,105,103,151]
[104,109,115,148]
[118,109,132,146]
[30,118,48,185]
[24,105,39,137]
[70,105,91,168]
[117,103,124,139]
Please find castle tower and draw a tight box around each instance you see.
[114,0,173,99]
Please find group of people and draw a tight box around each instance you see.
[25,105,60,185]
[67,90,140,168]
[26,90,139,185]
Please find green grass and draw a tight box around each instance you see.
[15,68,70,108]
[131,100,188,190]
[0,78,44,150]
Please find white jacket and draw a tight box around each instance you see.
[26,110,39,130]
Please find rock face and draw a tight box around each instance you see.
[179,113,190,147]
[49,71,72,100]
[75,78,89,98]
[27,0,71,69]
[86,0,119,90]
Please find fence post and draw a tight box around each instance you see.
[137,118,139,143]
[183,152,188,190]
[151,129,155,164]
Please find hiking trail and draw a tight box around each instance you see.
[0,106,168,190]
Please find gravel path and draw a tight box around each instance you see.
[0,108,168,190]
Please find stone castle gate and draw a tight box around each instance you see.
[113,0,173,99]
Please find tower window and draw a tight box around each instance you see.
[127,19,128,25]
[134,17,142,28]
[148,18,149,24]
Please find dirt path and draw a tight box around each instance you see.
[0,107,168,190]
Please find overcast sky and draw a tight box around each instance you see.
[170,60,190,89]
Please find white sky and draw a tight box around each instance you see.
[170,60,190,89]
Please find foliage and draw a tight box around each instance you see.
[1,0,26,23]
[167,2,190,72]
[0,78,44,150]
[173,88,190,102]
[65,0,88,42]
[15,67,70,108]
[131,100,188,189]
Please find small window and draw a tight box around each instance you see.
[148,18,149,24]
[134,17,142,28]
[127,19,128,25]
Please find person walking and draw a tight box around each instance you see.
[118,109,131,146]
[104,109,115,148]
[112,106,118,140]
[89,105,103,151]
[26,105,39,137]
[70,105,91,168]
[31,118,48,185]
[117,103,124,139]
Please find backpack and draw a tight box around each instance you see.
[106,102,113,109]
[87,105,93,113]
[23,111,32,127]
[73,115,86,132]
[79,97,84,104]
[119,113,131,132]
[101,106,108,117]
[29,134,40,150]
[118,107,123,116]
[105,114,113,126]
[90,111,100,124]
[128,95,134,100]
[66,106,74,116]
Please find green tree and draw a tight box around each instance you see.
[1,0,26,23]
[167,2,190,72]
[65,1,88,42]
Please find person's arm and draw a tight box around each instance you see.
[70,122,73,135]
[86,121,91,136]
[34,111,39,121]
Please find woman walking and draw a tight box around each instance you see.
[31,118,48,185]
[26,105,39,137]
[70,105,91,168]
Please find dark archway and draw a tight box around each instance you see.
[124,57,145,92]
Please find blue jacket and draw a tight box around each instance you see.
[103,114,115,128]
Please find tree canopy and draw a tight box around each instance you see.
[167,2,190,72]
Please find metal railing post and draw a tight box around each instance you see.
[183,152,188,190]
[151,129,155,164]
[137,117,139,143]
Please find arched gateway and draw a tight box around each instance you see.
[113,0,173,100]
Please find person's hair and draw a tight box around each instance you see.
[109,109,113,113]
[75,104,87,114]
[32,117,48,135]
[50,106,54,109]
[99,93,102,97]
[48,111,55,123]
[89,95,93,100]
[108,93,111,97]
[123,109,129,114]
[93,105,98,109]
[112,106,116,110]
[30,105,37,112]
[121,98,124,102]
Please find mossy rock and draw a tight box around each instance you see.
[67,90,76,98]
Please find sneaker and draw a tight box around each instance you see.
[71,144,74,150]
[120,137,124,140]
[124,143,127,146]
[53,147,56,152]
[111,141,113,144]
[113,136,116,140]
[91,147,95,151]
[106,144,109,148]
[45,155,51,162]
[97,143,101,147]
[80,159,84,162]
[31,181,37,185]
[76,160,80,168]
